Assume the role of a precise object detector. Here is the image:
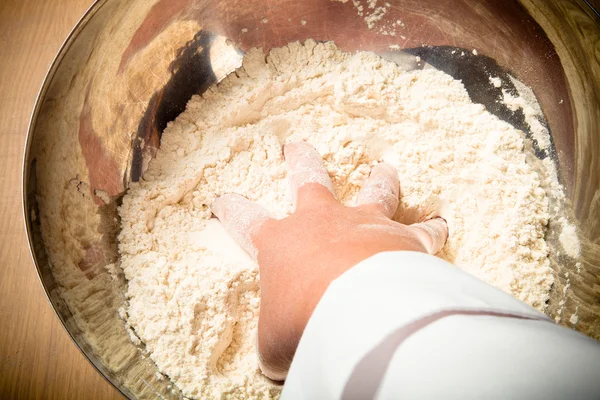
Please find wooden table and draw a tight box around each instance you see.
[0,0,123,398]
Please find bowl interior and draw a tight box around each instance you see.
[24,0,600,398]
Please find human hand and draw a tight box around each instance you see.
[212,142,448,381]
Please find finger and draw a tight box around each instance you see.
[356,163,400,218]
[212,194,271,259]
[284,142,335,208]
[256,337,289,381]
[410,217,449,255]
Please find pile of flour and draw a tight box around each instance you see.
[117,40,553,398]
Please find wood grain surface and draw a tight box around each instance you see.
[0,0,124,398]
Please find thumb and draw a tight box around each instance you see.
[212,194,272,259]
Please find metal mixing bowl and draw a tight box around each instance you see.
[23,0,600,398]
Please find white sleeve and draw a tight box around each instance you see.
[281,251,600,400]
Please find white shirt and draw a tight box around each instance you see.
[282,251,600,400]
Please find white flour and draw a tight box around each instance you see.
[502,75,552,152]
[118,40,554,398]
[333,0,403,33]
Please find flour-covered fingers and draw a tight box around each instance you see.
[356,163,400,218]
[410,217,449,255]
[212,194,272,259]
[284,142,335,209]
